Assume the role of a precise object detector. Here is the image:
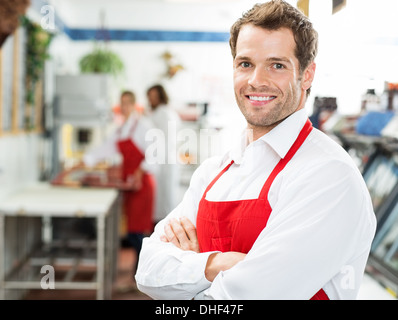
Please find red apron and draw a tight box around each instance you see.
[117,119,155,234]
[196,119,329,300]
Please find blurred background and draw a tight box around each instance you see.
[1,0,398,300]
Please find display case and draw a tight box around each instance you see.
[371,197,398,270]
[335,130,398,297]
[362,145,398,216]
[368,185,398,296]
[361,141,398,297]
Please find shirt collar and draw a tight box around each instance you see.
[226,109,309,164]
[227,128,249,165]
[119,112,138,134]
[260,109,309,159]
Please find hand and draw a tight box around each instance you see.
[128,167,144,190]
[160,217,200,253]
[205,252,246,282]
[160,217,246,281]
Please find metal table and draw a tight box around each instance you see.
[0,182,120,300]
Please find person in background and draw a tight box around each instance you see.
[135,0,376,300]
[147,84,181,224]
[83,90,157,275]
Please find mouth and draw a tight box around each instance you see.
[245,94,277,105]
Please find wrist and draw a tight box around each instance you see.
[204,252,222,282]
[204,251,247,282]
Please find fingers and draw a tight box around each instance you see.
[180,217,197,241]
[160,217,200,253]
[169,218,191,250]
[180,217,199,252]
[163,221,181,248]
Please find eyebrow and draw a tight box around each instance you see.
[266,57,292,65]
[235,55,293,66]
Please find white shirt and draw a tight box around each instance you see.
[83,113,158,175]
[135,109,377,300]
[149,105,181,221]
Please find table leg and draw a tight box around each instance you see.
[0,215,4,300]
[97,216,105,300]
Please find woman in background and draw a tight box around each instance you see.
[147,84,181,224]
[83,90,157,274]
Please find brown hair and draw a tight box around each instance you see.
[229,0,318,96]
[121,90,136,104]
[147,84,169,105]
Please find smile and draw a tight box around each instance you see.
[248,95,276,101]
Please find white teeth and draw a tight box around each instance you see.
[249,96,275,101]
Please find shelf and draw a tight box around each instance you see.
[4,239,99,290]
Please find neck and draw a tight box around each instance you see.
[247,122,280,143]
[247,107,305,143]
[123,110,135,123]
[152,103,162,111]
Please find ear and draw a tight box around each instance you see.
[301,62,316,92]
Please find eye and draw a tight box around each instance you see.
[272,63,285,70]
[239,61,252,68]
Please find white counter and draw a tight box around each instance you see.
[0,182,121,300]
[0,182,118,217]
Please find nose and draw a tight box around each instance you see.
[248,67,271,88]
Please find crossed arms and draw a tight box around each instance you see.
[160,217,246,282]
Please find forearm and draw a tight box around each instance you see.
[141,216,246,300]
[135,156,225,299]
[135,233,215,300]
[204,252,246,282]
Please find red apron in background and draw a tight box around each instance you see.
[197,119,329,300]
[117,120,155,234]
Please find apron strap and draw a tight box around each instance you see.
[200,118,313,202]
[128,117,139,137]
[202,160,234,199]
[118,116,139,139]
[259,119,313,200]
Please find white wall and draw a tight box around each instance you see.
[0,134,41,200]
[50,34,236,109]
[309,0,398,115]
[48,0,246,31]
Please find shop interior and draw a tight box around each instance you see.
[1,0,398,300]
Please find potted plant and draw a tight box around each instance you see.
[79,43,125,78]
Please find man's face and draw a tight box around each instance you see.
[233,25,315,134]
[147,89,160,109]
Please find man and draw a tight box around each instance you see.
[147,84,181,224]
[135,0,376,299]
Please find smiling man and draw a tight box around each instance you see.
[135,0,376,300]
